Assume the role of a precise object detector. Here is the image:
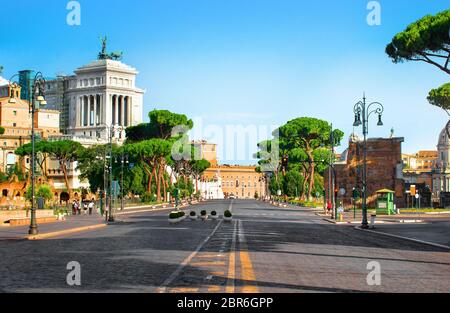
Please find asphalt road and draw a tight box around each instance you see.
[0,200,449,293]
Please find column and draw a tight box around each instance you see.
[78,97,83,127]
[128,97,132,126]
[124,96,129,127]
[100,94,104,125]
[112,95,116,125]
[114,96,120,124]
[94,95,98,126]
[81,96,85,127]
[120,96,125,126]
[84,96,89,127]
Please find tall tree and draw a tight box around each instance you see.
[190,159,211,193]
[428,82,450,115]
[277,117,343,200]
[125,139,172,202]
[386,10,450,114]
[15,141,51,180]
[386,10,450,75]
[47,140,83,193]
[77,144,111,192]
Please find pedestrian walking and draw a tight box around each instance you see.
[72,201,78,215]
[88,199,95,215]
[327,200,332,213]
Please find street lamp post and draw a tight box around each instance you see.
[98,123,124,222]
[8,73,47,235]
[353,94,384,229]
[115,152,128,211]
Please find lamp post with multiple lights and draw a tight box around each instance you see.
[98,123,124,222]
[8,72,47,235]
[115,152,129,211]
[353,94,384,229]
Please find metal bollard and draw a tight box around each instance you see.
[370,214,377,229]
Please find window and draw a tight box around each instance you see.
[12,123,16,127]
[13,111,17,116]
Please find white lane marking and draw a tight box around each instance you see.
[355,226,450,251]
[157,220,224,293]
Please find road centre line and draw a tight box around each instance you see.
[156,220,223,293]
[225,220,238,293]
[238,220,259,293]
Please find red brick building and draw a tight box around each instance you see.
[325,136,405,208]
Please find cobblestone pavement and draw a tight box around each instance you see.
[0,200,448,293]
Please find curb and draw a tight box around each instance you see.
[28,224,107,240]
[354,226,450,251]
[116,205,191,216]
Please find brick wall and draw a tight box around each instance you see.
[325,137,405,208]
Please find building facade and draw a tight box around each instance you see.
[325,135,405,208]
[192,140,218,166]
[0,82,61,172]
[66,59,144,142]
[432,122,450,205]
[202,165,266,199]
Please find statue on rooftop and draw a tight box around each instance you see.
[98,36,123,61]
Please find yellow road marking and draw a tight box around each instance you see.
[238,220,259,293]
[28,224,107,240]
[208,285,221,292]
[210,271,225,276]
[226,220,237,293]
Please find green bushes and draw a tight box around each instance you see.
[224,210,232,218]
[190,211,197,217]
[200,210,207,216]
[169,211,185,219]
[25,184,53,204]
[211,211,217,216]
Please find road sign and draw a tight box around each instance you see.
[339,188,346,196]
[410,185,416,196]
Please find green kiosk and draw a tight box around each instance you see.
[376,189,396,215]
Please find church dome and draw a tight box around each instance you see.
[438,122,450,148]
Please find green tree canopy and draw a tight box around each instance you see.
[428,82,450,114]
[275,117,343,199]
[386,10,450,75]
[26,184,53,204]
[126,109,194,142]
[47,140,84,192]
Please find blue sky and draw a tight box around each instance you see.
[0,0,448,164]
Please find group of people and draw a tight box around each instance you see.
[72,199,97,216]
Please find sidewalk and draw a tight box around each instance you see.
[0,214,106,240]
[0,200,202,240]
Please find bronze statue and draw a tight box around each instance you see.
[0,65,3,75]
[98,36,123,61]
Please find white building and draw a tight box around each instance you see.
[64,59,145,142]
